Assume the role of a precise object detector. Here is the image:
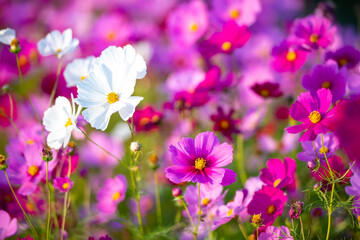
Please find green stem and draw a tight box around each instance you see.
[235,134,247,186]
[300,216,306,240]
[238,222,247,240]
[179,199,196,229]
[194,184,201,240]
[60,156,72,240]
[48,59,62,108]
[46,161,51,240]
[154,171,162,226]
[4,171,39,239]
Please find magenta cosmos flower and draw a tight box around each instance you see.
[131,105,163,132]
[250,82,283,99]
[260,157,296,189]
[271,40,308,72]
[165,132,236,187]
[53,176,74,193]
[289,15,336,50]
[247,186,288,226]
[0,210,17,240]
[286,88,338,142]
[97,175,127,214]
[326,45,360,69]
[210,107,240,141]
[302,60,347,102]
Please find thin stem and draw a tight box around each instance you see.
[238,222,247,240]
[300,216,306,240]
[0,109,26,141]
[130,169,144,239]
[46,161,51,240]
[194,184,201,240]
[235,134,247,186]
[8,93,13,119]
[127,121,134,142]
[4,171,39,239]
[154,171,162,226]
[179,199,196,229]
[312,141,319,160]
[60,156,72,240]
[321,134,334,181]
[48,59,63,108]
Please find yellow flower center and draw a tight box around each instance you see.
[227,208,233,217]
[62,183,70,190]
[309,34,319,43]
[319,147,329,154]
[358,215,360,223]
[107,92,119,104]
[220,120,230,130]
[106,30,116,41]
[221,41,232,51]
[56,49,61,53]
[195,158,206,170]
[26,139,34,145]
[321,81,331,89]
[152,115,160,123]
[28,165,39,176]
[19,55,28,67]
[267,204,276,214]
[202,198,211,206]
[260,89,270,98]
[273,178,281,187]
[229,9,240,19]
[189,23,198,32]
[286,50,297,61]
[338,58,348,66]
[252,213,262,225]
[80,75,88,81]
[65,118,72,128]
[309,111,321,124]
[26,202,35,212]
[113,192,121,201]
[139,118,150,127]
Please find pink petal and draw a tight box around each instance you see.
[206,142,233,167]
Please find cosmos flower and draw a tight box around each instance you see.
[258,226,293,240]
[210,107,240,141]
[326,45,360,69]
[165,131,236,187]
[0,210,17,240]
[297,133,339,162]
[286,88,338,142]
[166,0,208,46]
[289,15,336,50]
[260,157,296,189]
[271,40,308,72]
[250,82,283,99]
[345,172,360,197]
[211,0,261,27]
[0,28,16,45]
[53,176,74,193]
[247,186,288,226]
[43,95,82,149]
[132,105,163,132]
[76,45,146,131]
[63,56,97,87]
[97,175,127,214]
[37,28,79,58]
[302,60,347,102]
[199,21,251,57]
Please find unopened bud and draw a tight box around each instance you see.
[10,38,21,54]
[149,154,159,170]
[2,85,11,94]
[172,187,182,197]
[41,148,53,162]
[313,182,321,190]
[130,142,141,152]
[65,141,76,156]
[289,201,304,220]
[0,154,8,171]
[307,161,316,169]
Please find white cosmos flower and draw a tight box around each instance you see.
[64,56,97,87]
[37,28,79,58]
[75,45,146,131]
[43,95,82,149]
[0,28,16,45]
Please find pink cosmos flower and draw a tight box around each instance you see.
[97,175,127,214]
[0,210,17,240]
[286,88,338,142]
[271,40,308,72]
[210,107,240,141]
[132,105,163,132]
[166,0,208,46]
[250,82,283,99]
[165,132,236,187]
[289,15,336,50]
[346,172,360,197]
[53,176,74,193]
[247,186,288,226]
[211,0,261,27]
[258,226,293,240]
[260,157,296,189]
[199,21,251,57]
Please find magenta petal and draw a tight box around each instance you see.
[313,123,329,135]
[18,182,38,196]
[220,168,236,186]
[299,127,317,142]
[194,132,220,157]
[316,88,333,113]
[286,123,310,134]
[289,101,309,122]
[169,139,195,166]
[284,157,296,179]
[297,91,319,113]
[203,167,225,185]
[7,218,17,237]
[165,166,197,184]
[206,142,233,167]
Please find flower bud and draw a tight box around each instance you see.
[10,38,21,54]
[313,182,321,190]
[65,141,76,156]
[172,187,182,197]
[289,201,304,220]
[0,154,8,171]
[130,142,141,152]
[307,161,316,169]
[41,147,53,162]
[149,154,159,170]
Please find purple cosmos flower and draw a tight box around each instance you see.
[326,46,360,69]
[258,226,293,240]
[53,176,74,193]
[211,0,261,27]
[345,172,360,197]
[210,107,240,141]
[271,40,308,72]
[247,186,288,226]
[251,82,283,99]
[0,210,17,240]
[286,88,338,142]
[97,175,127,214]
[302,60,347,102]
[289,15,336,50]
[260,157,296,189]
[166,0,208,46]
[212,190,247,230]
[352,197,360,221]
[297,132,339,162]
[165,132,236,187]
[199,21,251,57]
[88,235,112,240]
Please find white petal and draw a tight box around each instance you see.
[118,96,143,121]
[0,28,16,45]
